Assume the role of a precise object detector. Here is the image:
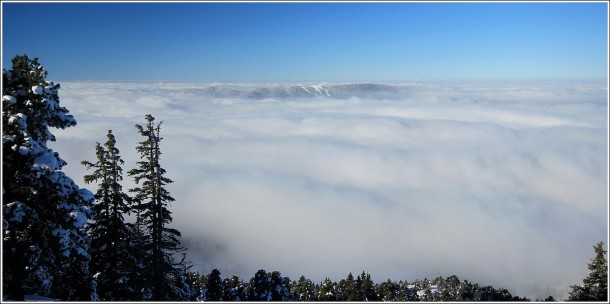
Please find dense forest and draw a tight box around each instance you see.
[2,55,607,301]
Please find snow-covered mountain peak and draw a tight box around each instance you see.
[188,83,410,99]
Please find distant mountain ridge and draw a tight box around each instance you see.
[187,83,410,99]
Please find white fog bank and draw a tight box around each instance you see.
[50,80,608,300]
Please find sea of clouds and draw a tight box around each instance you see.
[50,80,607,300]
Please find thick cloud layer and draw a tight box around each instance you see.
[50,81,607,300]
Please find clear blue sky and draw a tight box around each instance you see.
[2,2,608,82]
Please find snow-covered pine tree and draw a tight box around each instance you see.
[127,114,190,301]
[2,55,95,301]
[317,277,337,301]
[376,279,398,301]
[246,269,291,301]
[223,275,248,301]
[268,270,291,301]
[399,280,420,301]
[569,241,608,301]
[248,269,272,301]
[433,275,453,301]
[183,270,203,301]
[82,130,139,300]
[291,275,317,301]
[457,278,475,301]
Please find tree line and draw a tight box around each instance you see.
[2,55,607,302]
[185,269,530,301]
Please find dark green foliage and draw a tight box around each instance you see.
[269,270,292,301]
[184,271,203,301]
[377,279,418,301]
[569,241,608,301]
[223,275,248,301]
[246,269,292,301]
[185,270,531,301]
[82,130,138,300]
[318,277,337,301]
[456,279,476,301]
[205,269,225,301]
[248,269,272,301]
[291,275,317,301]
[163,268,538,301]
[126,195,150,299]
[395,275,529,302]
[358,271,378,301]
[377,279,399,301]
[2,55,95,301]
[582,242,608,301]
[338,272,358,301]
[128,114,191,301]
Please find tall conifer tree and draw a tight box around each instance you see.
[291,275,317,301]
[569,241,608,301]
[205,268,225,301]
[318,277,337,301]
[128,114,190,300]
[2,55,95,300]
[82,130,138,300]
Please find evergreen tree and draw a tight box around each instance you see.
[126,195,149,299]
[336,274,349,301]
[2,55,95,301]
[359,271,377,301]
[457,278,475,301]
[420,288,434,302]
[414,277,435,301]
[184,271,203,301]
[493,287,512,301]
[292,275,317,301]
[432,275,463,301]
[174,253,195,300]
[128,114,190,300]
[249,269,273,301]
[82,130,137,300]
[445,275,461,300]
[205,268,225,301]
[354,273,366,301]
[398,280,419,301]
[544,295,557,301]
[569,241,608,301]
[269,271,292,301]
[376,279,399,301]
[338,272,362,301]
[245,269,291,301]
[431,276,449,301]
[480,285,495,301]
[472,283,483,301]
[223,275,247,301]
[335,278,346,301]
[318,277,337,301]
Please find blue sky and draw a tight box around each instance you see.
[2,2,608,82]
